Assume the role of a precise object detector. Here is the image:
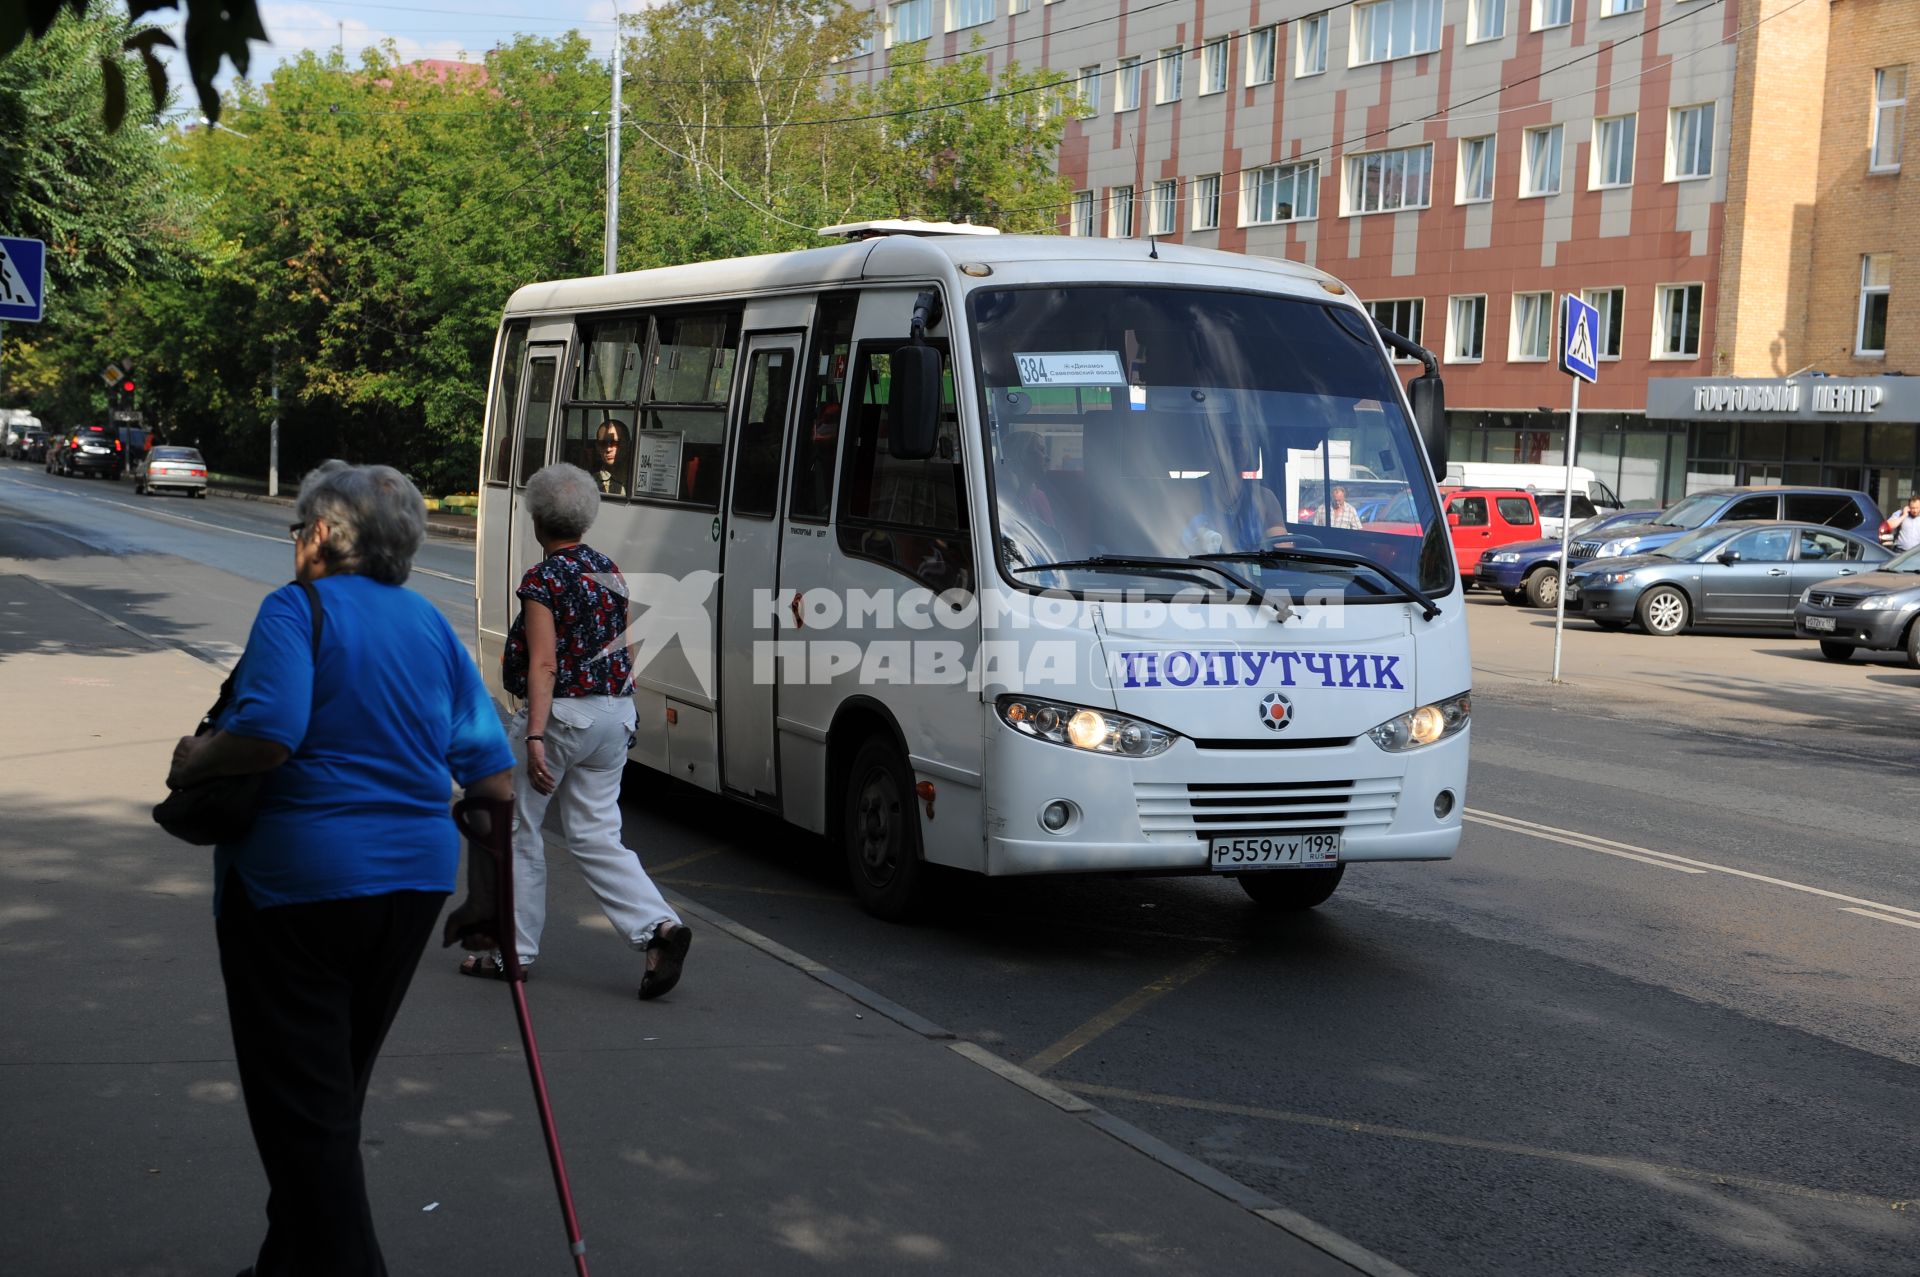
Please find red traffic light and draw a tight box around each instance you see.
[120,379,135,393]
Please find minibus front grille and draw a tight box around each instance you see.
[1133,778,1401,843]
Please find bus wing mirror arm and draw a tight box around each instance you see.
[1374,323,1448,477]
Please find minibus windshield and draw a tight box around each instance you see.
[970,285,1453,599]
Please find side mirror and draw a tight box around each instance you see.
[1446,512,1462,528]
[1409,373,1447,475]
[1716,550,1740,566]
[888,345,942,461]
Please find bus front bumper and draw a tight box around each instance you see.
[981,727,1468,877]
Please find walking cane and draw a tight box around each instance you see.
[451,794,591,1277]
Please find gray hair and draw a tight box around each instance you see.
[295,461,427,585]
[524,463,601,541]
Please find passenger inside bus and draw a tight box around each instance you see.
[593,420,630,496]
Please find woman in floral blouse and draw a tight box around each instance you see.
[461,462,692,999]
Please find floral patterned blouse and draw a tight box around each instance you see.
[503,543,634,698]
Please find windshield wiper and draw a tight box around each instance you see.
[1014,554,1294,621]
[1196,547,1441,621]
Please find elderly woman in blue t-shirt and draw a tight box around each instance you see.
[166,460,515,1277]
[460,462,692,999]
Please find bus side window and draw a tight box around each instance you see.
[486,322,528,484]
[836,343,970,594]
[638,308,739,508]
[790,292,858,522]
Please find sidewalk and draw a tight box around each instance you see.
[210,480,476,541]
[0,572,1391,1277]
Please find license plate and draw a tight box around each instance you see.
[1209,833,1342,870]
[1805,615,1836,632]
[1564,583,1581,602]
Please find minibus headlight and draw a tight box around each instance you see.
[1367,692,1471,752]
[997,695,1178,758]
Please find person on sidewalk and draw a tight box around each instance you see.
[1887,493,1920,552]
[461,461,692,998]
[167,461,516,1277]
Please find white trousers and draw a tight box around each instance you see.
[511,696,678,967]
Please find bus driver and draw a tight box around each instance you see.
[1178,441,1288,555]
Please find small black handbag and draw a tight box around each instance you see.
[152,580,324,846]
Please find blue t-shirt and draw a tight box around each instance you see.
[214,575,514,914]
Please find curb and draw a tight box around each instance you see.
[666,891,1420,1277]
[209,485,478,542]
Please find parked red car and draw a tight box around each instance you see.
[1444,487,1541,584]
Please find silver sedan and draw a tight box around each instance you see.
[135,445,209,498]
[1565,521,1890,636]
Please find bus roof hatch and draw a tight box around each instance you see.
[818,219,1003,241]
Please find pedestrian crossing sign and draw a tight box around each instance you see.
[0,236,45,324]
[1560,293,1600,383]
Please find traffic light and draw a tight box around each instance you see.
[120,378,135,396]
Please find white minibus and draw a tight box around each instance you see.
[477,223,1470,919]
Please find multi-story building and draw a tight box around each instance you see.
[844,0,1915,509]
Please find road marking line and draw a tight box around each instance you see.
[647,844,728,875]
[1068,1082,1918,1213]
[1022,944,1236,1077]
[1466,811,1705,874]
[0,476,476,582]
[1469,807,1920,922]
[1840,908,1920,932]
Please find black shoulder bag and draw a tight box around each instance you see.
[152,580,324,847]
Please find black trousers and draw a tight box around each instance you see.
[216,870,446,1277]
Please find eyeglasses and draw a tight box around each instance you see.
[288,521,306,542]
[598,437,620,449]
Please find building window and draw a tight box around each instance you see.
[1200,38,1229,95]
[1010,0,1029,12]
[1532,0,1571,30]
[1521,124,1563,196]
[1110,185,1135,237]
[1069,191,1096,237]
[1872,66,1907,173]
[1191,173,1222,230]
[1448,295,1487,363]
[1353,0,1442,66]
[1344,143,1433,214]
[1367,298,1425,357]
[1582,287,1625,360]
[1600,0,1644,15]
[1297,13,1328,76]
[1458,135,1495,203]
[886,0,932,45]
[1591,114,1636,188]
[1073,65,1101,117]
[1155,47,1183,104]
[948,0,993,31]
[1247,25,1278,86]
[1243,160,1320,223]
[1510,291,1553,361]
[1115,57,1141,112]
[1667,103,1715,180]
[1654,283,1704,359]
[1858,255,1891,356]
[1148,180,1178,235]
[1468,0,1506,44]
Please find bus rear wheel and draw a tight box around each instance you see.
[1236,864,1345,911]
[842,736,933,922]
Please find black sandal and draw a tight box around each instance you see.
[458,951,511,981]
[638,924,692,1001]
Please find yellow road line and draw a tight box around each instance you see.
[1069,1082,1916,1213]
[1022,944,1235,1077]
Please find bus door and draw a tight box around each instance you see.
[501,344,564,674]
[718,332,803,802]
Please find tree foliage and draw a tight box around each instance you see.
[2,0,1075,493]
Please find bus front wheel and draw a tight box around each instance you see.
[842,736,933,922]
[1236,864,1345,911]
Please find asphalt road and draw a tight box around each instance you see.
[5,461,1915,1276]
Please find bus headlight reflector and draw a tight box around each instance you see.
[996,695,1179,758]
[1367,692,1471,752]
[1041,801,1075,832]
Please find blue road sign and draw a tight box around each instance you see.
[1560,293,1599,384]
[0,237,46,324]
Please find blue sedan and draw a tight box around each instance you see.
[1565,521,1891,636]
[1477,508,1652,608]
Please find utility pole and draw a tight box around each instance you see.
[603,4,622,276]
[269,349,280,498]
